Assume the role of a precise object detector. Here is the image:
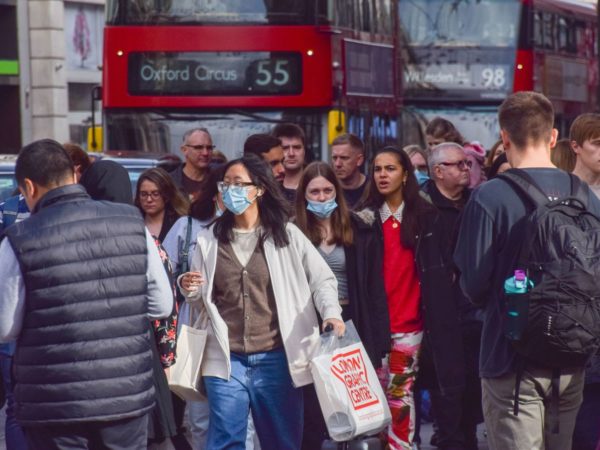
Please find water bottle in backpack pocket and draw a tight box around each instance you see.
[503,269,534,341]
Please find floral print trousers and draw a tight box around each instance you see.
[377,330,423,450]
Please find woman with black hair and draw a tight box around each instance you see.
[356,146,452,450]
[179,155,344,450]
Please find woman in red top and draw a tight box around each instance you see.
[357,146,436,450]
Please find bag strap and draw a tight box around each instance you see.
[498,169,552,208]
[512,359,525,417]
[550,368,561,434]
[499,169,588,210]
[179,216,193,274]
[567,173,588,209]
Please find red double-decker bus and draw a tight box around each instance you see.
[102,1,400,161]
[397,0,598,148]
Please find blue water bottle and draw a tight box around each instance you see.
[504,269,531,341]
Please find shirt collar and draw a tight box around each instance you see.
[379,201,404,223]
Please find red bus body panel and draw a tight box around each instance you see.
[513,49,535,92]
[103,26,333,108]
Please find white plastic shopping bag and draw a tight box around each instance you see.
[168,306,207,402]
[310,320,391,441]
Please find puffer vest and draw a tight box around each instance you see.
[5,184,155,425]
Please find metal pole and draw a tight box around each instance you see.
[17,0,32,146]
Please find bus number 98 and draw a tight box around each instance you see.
[481,67,506,89]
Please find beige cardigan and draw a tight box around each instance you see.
[182,223,342,387]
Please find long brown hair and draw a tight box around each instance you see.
[295,162,353,247]
[135,167,189,218]
[357,146,434,249]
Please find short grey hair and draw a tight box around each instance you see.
[428,142,465,175]
[182,127,212,143]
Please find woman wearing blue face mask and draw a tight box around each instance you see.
[404,144,430,187]
[178,155,345,450]
[295,161,391,449]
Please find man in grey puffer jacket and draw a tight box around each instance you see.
[0,139,173,450]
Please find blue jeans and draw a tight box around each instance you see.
[203,348,303,450]
[0,342,28,450]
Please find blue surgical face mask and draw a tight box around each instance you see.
[306,198,338,219]
[222,186,253,215]
[415,169,430,186]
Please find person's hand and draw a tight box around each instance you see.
[181,271,204,292]
[164,366,170,380]
[322,318,345,337]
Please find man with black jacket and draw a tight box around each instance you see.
[421,142,482,450]
[0,139,173,450]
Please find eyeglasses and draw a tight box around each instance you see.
[217,181,255,193]
[184,144,215,152]
[139,191,162,200]
[439,160,473,170]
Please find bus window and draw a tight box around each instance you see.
[557,17,568,52]
[398,0,520,48]
[542,12,555,50]
[534,12,543,49]
[108,0,319,25]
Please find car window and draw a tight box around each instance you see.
[0,174,17,202]
[127,168,145,195]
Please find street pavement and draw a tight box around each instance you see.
[419,423,489,450]
[0,404,489,450]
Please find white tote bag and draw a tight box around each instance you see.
[168,304,207,402]
[310,321,391,442]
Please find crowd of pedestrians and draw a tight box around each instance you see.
[0,91,599,450]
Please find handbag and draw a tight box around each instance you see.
[168,303,207,402]
[311,321,391,442]
[175,216,193,305]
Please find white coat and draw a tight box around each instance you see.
[183,222,342,387]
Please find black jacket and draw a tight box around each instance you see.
[358,205,466,394]
[421,181,479,323]
[5,184,155,425]
[345,213,390,368]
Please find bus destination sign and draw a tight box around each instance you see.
[128,52,302,96]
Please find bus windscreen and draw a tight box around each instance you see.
[107,0,313,25]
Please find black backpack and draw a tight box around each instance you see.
[500,169,600,368]
[500,169,600,431]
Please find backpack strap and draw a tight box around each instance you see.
[500,169,589,210]
[512,358,525,417]
[567,173,589,209]
[549,368,561,434]
[497,169,552,208]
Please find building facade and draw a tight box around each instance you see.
[2,0,103,154]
